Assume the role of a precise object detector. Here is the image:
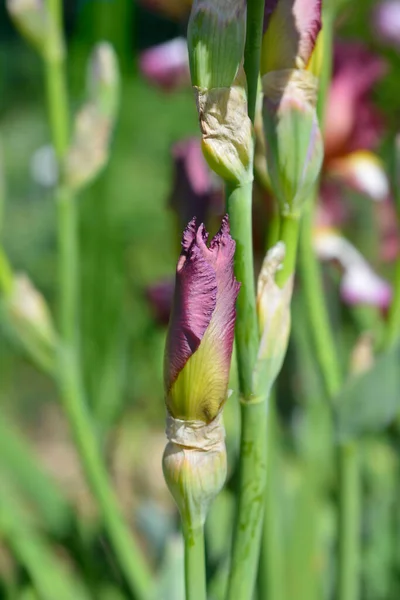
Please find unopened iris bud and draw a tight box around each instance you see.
[262,70,323,216]
[88,42,120,120]
[164,215,240,423]
[7,0,63,61]
[261,0,322,74]
[188,0,246,89]
[64,42,120,191]
[3,274,56,369]
[261,0,323,216]
[253,243,293,396]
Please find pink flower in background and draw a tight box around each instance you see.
[139,38,190,90]
[323,43,388,203]
[314,227,392,309]
[374,0,400,49]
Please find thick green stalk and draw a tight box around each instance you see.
[243,0,265,123]
[43,2,152,597]
[275,214,300,288]
[226,183,265,600]
[226,182,259,395]
[226,1,270,593]
[227,400,267,600]
[183,524,207,600]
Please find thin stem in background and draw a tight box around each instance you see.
[183,525,207,600]
[43,1,152,597]
[299,207,360,600]
[384,257,400,349]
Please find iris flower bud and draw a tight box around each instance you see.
[187,0,252,185]
[2,274,56,371]
[261,0,323,216]
[64,43,120,191]
[253,243,293,397]
[164,216,240,423]
[188,0,246,89]
[163,216,239,535]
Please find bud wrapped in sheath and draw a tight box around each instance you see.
[262,69,323,216]
[261,0,323,216]
[253,243,293,397]
[188,0,252,184]
[165,216,240,422]
[2,274,56,371]
[188,0,246,89]
[64,42,120,191]
[163,413,227,529]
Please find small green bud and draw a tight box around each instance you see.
[64,43,120,191]
[262,69,323,216]
[163,413,227,530]
[195,72,253,185]
[188,0,246,89]
[2,274,56,370]
[7,0,64,61]
[253,243,293,397]
[88,42,120,120]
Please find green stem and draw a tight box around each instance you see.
[226,400,267,600]
[57,186,78,346]
[275,214,300,288]
[299,209,342,399]
[226,182,267,600]
[225,182,259,397]
[58,349,153,600]
[384,234,400,350]
[43,2,152,597]
[183,524,207,600]
[0,245,13,296]
[299,209,360,600]
[243,0,265,123]
[338,443,360,600]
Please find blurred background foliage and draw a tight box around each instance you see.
[1,0,400,598]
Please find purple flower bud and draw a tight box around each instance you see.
[165,216,240,422]
[262,0,322,73]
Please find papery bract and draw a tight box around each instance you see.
[165,216,240,422]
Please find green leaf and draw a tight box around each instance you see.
[335,344,400,441]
